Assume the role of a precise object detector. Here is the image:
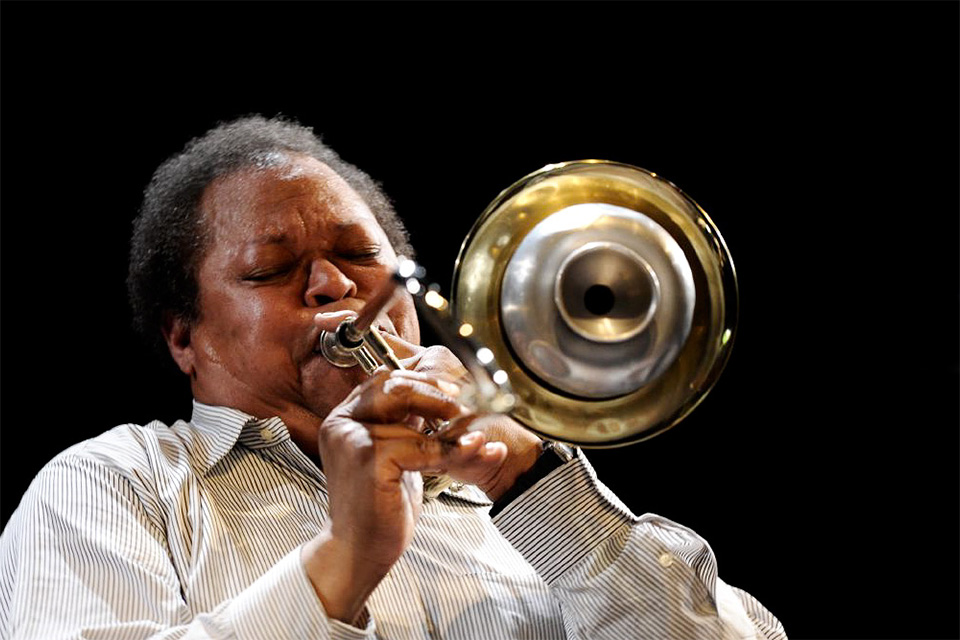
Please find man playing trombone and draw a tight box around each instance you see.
[0,116,785,640]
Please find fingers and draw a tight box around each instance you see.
[450,431,508,469]
[411,345,470,383]
[374,335,469,384]
[372,428,486,475]
[348,370,466,425]
[373,428,506,478]
[323,408,511,498]
[322,422,490,475]
[376,330,423,361]
[316,331,510,484]
[431,413,480,442]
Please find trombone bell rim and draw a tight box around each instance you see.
[451,160,739,448]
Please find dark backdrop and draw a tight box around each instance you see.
[2,2,957,639]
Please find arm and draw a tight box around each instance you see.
[490,450,787,640]
[0,454,369,640]
[375,336,785,638]
[301,366,507,628]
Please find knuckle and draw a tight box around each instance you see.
[417,345,462,373]
[382,375,413,397]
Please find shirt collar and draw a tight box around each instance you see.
[189,400,293,474]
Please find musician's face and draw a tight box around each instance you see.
[173,154,419,448]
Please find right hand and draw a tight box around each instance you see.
[301,367,494,624]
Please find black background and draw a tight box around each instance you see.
[2,2,958,639]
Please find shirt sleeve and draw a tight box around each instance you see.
[490,451,787,640]
[0,454,375,640]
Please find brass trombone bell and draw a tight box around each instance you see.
[451,160,738,447]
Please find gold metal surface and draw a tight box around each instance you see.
[452,160,738,447]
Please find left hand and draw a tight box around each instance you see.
[382,333,544,501]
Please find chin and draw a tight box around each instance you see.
[301,357,370,416]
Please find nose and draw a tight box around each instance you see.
[304,259,358,307]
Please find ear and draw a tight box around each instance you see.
[161,312,197,377]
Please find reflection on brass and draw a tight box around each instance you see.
[321,160,738,449]
[452,160,738,447]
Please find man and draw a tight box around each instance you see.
[0,116,785,639]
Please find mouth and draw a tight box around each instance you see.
[311,318,399,362]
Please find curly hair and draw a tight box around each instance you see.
[127,115,413,357]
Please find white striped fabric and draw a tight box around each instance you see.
[0,402,785,640]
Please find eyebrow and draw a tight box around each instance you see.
[334,221,370,233]
[248,232,291,246]
[247,221,372,247]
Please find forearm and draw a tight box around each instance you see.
[491,450,636,583]
[217,546,374,640]
[300,529,387,629]
[491,452,785,639]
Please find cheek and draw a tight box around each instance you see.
[198,288,295,358]
[390,295,420,345]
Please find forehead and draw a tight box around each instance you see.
[199,154,380,240]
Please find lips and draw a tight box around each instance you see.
[310,316,399,360]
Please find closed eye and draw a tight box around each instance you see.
[242,263,297,283]
[340,246,382,263]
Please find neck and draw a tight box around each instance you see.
[192,386,326,462]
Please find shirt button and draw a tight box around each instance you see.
[449,482,464,492]
[658,552,675,568]
[259,427,275,442]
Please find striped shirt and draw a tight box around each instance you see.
[0,401,785,639]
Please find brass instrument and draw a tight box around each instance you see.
[321,160,737,448]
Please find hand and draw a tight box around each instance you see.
[383,335,545,502]
[435,414,543,501]
[302,367,492,624]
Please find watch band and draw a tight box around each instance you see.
[489,441,577,517]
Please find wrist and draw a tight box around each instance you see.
[301,528,388,626]
[489,441,576,516]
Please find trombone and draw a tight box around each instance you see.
[320,160,737,448]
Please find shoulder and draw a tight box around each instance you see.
[51,419,194,478]
[13,419,199,529]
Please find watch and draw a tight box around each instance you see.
[542,440,576,463]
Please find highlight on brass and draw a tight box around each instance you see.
[452,160,738,447]
[320,159,738,449]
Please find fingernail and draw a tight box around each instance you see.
[483,442,504,456]
[459,432,481,446]
[438,379,461,396]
